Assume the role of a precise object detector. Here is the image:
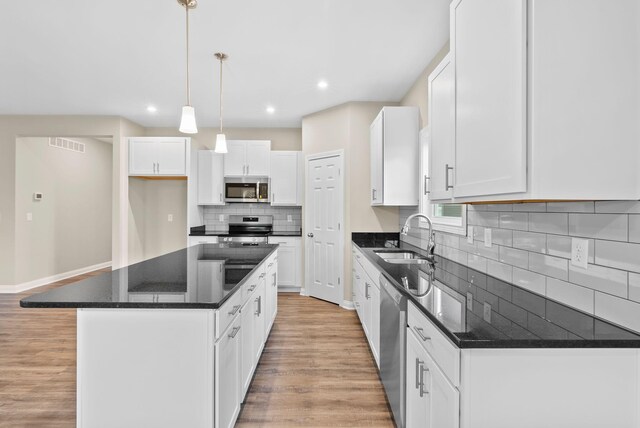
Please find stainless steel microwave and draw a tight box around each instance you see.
[224,178,270,203]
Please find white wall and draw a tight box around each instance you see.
[14,137,113,283]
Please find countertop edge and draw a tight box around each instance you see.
[20,245,279,310]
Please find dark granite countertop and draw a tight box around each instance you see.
[21,244,277,309]
[353,237,640,348]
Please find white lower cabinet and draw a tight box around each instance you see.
[240,294,255,399]
[189,236,219,246]
[406,326,459,428]
[215,317,242,428]
[265,255,278,334]
[352,245,381,368]
[267,237,301,290]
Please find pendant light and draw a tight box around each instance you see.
[178,0,198,134]
[214,52,228,153]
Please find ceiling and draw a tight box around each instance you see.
[0,0,450,128]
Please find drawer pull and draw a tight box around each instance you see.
[228,325,241,339]
[259,273,266,279]
[414,327,431,342]
[227,305,241,316]
[249,284,256,292]
[419,365,430,397]
[415,358,424,389]
[268,263,273,267]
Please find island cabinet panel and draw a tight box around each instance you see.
[77,309,214,428]
[215,316,242,428]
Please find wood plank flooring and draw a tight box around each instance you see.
[0,274,394,427]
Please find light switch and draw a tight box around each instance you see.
[26,212,33,221]
[168,214,173,222]
[484,228,492,248]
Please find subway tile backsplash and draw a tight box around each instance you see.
[400,201,640,334]
[203,204,302,233]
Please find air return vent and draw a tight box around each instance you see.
[49,137,85,153]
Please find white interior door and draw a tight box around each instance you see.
[305,152,344,305]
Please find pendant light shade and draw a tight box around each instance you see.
[178,0,198,134]
[214,52,228,153]
[179,105,198,134]
[215,133,227,153]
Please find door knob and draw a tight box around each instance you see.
[307,233,314,238]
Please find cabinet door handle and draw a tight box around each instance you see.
[415,358,424,389]
[219,192,222,202]
[365,282,370,299]
[255,296,261,316]
[424,175,430,195]
[272,272,277,287]
[355,275,360,280]
[414,326,431,342]
[272,193,275,202]
[445,164,454,190]
[372,188,377,201]
[228,325,241,339]
[157,163,160,174]
[419,365,430,397]
[227,304,241,316]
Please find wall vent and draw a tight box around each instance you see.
[49,137,85,154]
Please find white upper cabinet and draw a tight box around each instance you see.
[446,0,640,202]
[223,140,271,177]
[129,137,189,177]
[451,0,527,198]
[428,54,456,201]
[370,106,420,206]
[197,150,225,205]
[270,151,302,206]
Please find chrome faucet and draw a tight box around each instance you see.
[400,213,436,257]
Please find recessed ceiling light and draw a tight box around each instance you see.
[266,106,275,114]
[146,105,158,113]
[317,80,328,90]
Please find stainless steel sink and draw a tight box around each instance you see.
[374,250,430,264]
[385,258,431,264]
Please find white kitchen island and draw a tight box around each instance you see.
[22,244,279,428]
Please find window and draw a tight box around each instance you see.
[419,127,468,235]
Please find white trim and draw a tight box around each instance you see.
[340,300,355,311]
[0,261,112,294]
[277,286,302,293]
[299,288,309,296]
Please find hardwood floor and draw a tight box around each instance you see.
[237,294,394,427]
[0,269,109,428]
[0,275,394,427]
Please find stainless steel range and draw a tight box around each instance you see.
[219,215,273,245]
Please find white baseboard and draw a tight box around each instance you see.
[340,300,355,310]
[278,286,302,293]
[299,288,309,296]
[0,261,112,294]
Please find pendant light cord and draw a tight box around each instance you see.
[185,3,191,106]
[219,56,223,132]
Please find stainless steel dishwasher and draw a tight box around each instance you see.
[379,273,407,428]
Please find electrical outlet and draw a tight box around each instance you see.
[467,226,474,244]
[167,214,173,222]
[483,302,492,323]
[484,228,492,248]
[466,292,473,311]
[287,214,292,222]
[26,212,33,221]
[571,238,589,269]
[219,214,224,222]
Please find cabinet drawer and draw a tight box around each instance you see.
[217,290,242,340]
[407,301,460,387]
[267,237,300,247]
[242,268,265,304]
[354,247,381,287]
